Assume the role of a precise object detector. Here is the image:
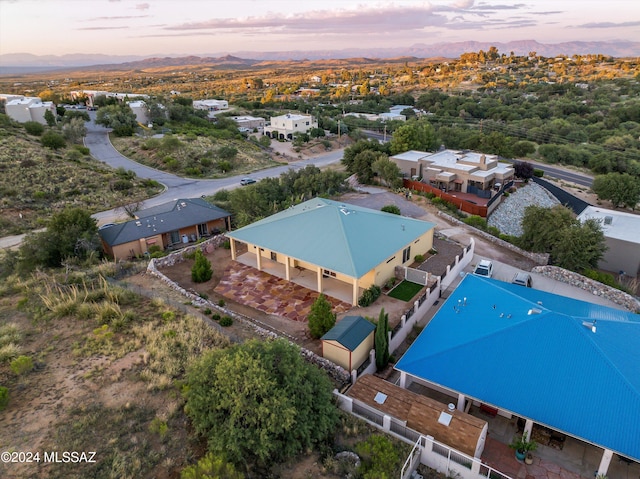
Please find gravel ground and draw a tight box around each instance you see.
[488,183,560,236]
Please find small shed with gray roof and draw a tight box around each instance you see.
[321,315,376,371]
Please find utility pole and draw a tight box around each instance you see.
[383,124,387,143]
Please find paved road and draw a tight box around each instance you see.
[84,115,344,224]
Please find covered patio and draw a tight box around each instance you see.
[233,251,358,305]
[403,379,640,479]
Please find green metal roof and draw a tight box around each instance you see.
[226,198,435,278]
[321,315,375,351]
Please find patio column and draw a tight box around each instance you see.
[457,393,466,412]
[352,278,358,306]
[316,266,323,293]
[597,448,613,477]
[230,238,237,260]
[399,371,407,389]
[256,248,262,271]
[284,256,291,281]
[524,419,533,440]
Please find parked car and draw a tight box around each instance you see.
[473,260,494,278]
[240,177,256,185]
[512,272,533,287]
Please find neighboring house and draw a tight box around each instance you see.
[391,149,514,197]
[99,198,231,261]
[226,198,435,305]
[69,90,149,107]
[5,96,56,124]
[577,206,640,276]
[192,99,228,111]
[263,113,318,140]
[232,115,265,131]
[395,274,640,472]
[321,316,375,371]
[127,100,149,125]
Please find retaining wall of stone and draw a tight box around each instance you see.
[437,211,549,265]
[146,236,351,385]
[532,265,640,313]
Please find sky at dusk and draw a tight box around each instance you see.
[1,0,639,57]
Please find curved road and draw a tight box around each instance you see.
[84,116,344,224]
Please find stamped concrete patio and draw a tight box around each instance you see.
[214,262,352,322]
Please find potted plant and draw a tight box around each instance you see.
[509,431,538,461]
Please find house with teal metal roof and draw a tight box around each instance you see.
[321,316,376,371]
[394,274,640,475]
[226,198,436,305]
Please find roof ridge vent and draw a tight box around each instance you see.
[527,308,542,315]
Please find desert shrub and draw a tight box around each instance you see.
[10,355,33,375]
[217,299,225,307]
[191,250,213,283]
[149,417,168,438]
[219,316,233,327]
[381,204,401,215]
[533,169,544,177]
[358,285,382,307]
[40,130,66,149]
[204,308,212,315]
[414,254,424,263]
[23,121,44,136]
[463,215,488,230]
[0,386,8,411]
[211,313,221,321]
[180,452,244,479]
[355,434,404,479]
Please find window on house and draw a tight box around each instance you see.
[197,223,208,236]
[402,246,411,263]
[306,121,309,125]
[169,230,180,244]
[270,252,277,261]
[323,269,337,278]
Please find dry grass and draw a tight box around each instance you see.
[0,123,162,236]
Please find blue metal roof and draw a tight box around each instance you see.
[395,274,640,461]
[226,198,435,278]
[321,315,375,351]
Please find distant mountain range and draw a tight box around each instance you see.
[1,40,638,74]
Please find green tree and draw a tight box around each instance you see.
[352,150,386,184]
[184,339,339,468]
[512,140,536,158]
[308,294,336,339]
[191,250,213,283]
[519,205,606,272]
[389,120,437,155]
[44,109,56,127]
[18,208,99,271]
[372,156,402,188]
[218,145,238,160]
[40,130,66,149]
[513,161,534,180]
[180,452,244,479]
[374,309,390,371]
[381,205,401,215]
[95,104,138,136]
[592,173,640,209]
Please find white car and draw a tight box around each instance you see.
[473,260,494,278]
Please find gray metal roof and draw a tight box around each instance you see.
[99,198,230,247]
